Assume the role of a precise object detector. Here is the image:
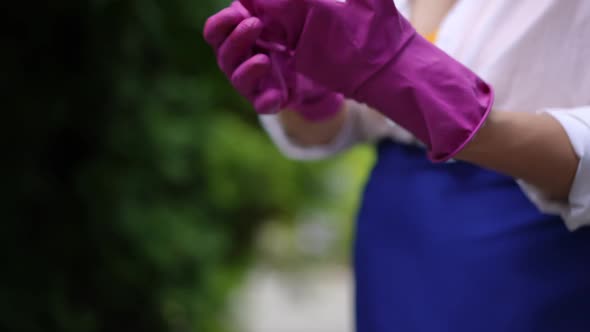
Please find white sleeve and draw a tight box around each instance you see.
[258,99,414,161]
[516,106,590,231]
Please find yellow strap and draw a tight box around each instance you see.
[424,30,438,44]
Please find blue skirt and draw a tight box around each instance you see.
[355,140,590,332]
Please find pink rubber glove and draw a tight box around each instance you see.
[240,0,494,161]
[203,1,344,121]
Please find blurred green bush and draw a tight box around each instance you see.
[1,1,373,331]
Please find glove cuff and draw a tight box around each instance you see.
[351,33,495,162]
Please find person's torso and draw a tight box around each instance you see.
[441,0,590,111]
[353,2,590,331]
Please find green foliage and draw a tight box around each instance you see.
[2,1,372,331]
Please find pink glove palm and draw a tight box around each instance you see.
[203,2,343,120]
[240,0,494,161]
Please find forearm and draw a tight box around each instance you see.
[456,111,579,201]
[278,104,349,147]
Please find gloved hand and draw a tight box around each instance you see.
[239,0,494,161]
[203,1,344,121]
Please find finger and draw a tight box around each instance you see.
[203,6,247,50]
[218,17,263,76]
[231,54,271,96]
[254,88,283,114]
[231,1,251,18]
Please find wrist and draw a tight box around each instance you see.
[279,102,349,147]
[455,111,504,160]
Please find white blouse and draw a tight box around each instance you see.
[259,0,590,231]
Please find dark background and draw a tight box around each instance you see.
[1,1,371,331]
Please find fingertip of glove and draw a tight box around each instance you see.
[255,89,284,114]
[202,18,217,45]
[251,53,271,65]
[231,54,271,88]
[235,54,271,76]
[203,7,246,47]
[239,16,263,34]
[231,1,251,17]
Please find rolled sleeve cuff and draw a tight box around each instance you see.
[258,101,358,161]
[259,100,411,161]
[518,107,590,231]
